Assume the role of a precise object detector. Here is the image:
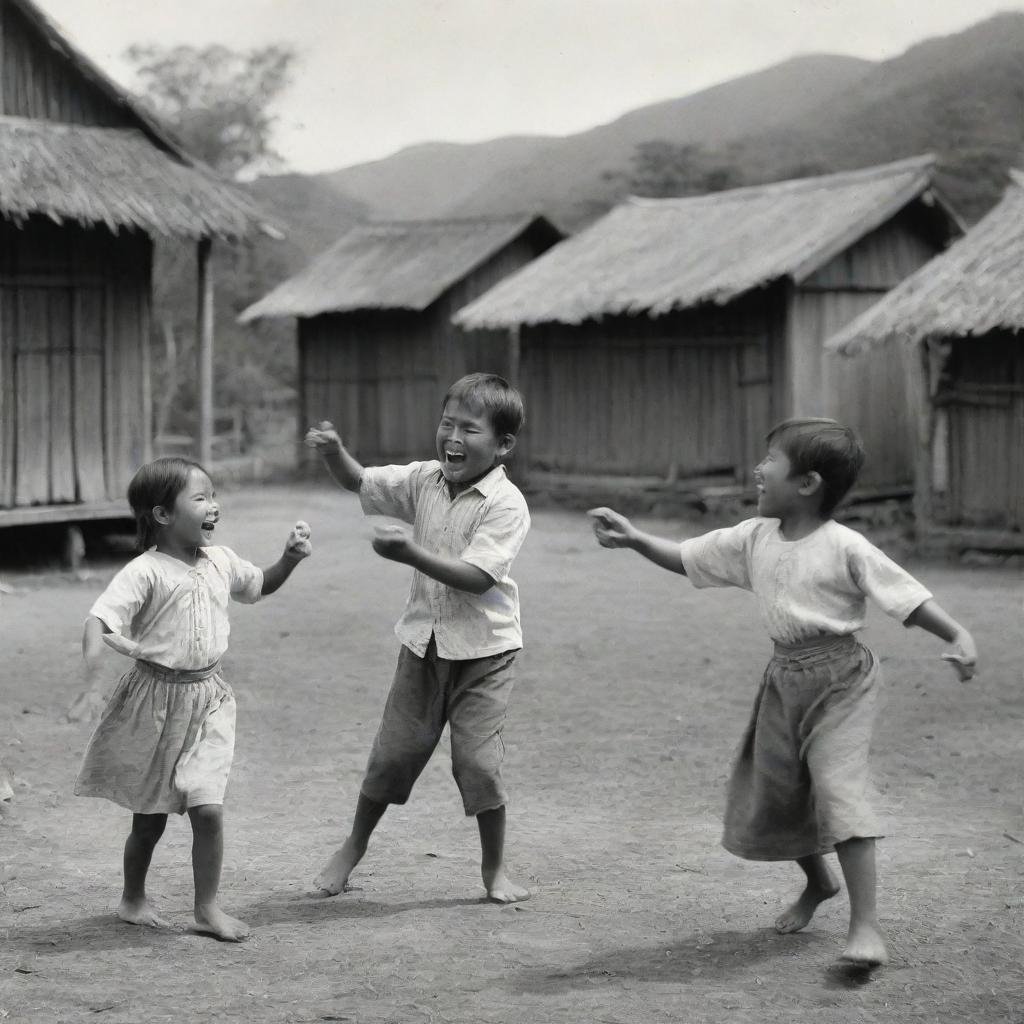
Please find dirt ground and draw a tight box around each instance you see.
[1,482,1022,1024]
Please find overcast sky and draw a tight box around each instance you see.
[39,0,1024,174]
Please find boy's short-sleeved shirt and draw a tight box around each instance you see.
[89,546,263,669]
[678,517,931,645]
[360,460,530,660]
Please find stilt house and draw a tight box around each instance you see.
[828,170,1024,550]
[240,216,562,465]
[0,0,271,535]
[455,157,961,491]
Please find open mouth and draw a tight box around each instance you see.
[444,448,466,465]
[201,521,216,536]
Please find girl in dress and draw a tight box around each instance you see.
[73,457,311,941]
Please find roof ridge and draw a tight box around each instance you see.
[628,154,936,209]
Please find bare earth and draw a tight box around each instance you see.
[1,483,1022,1023]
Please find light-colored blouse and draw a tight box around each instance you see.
[679,518,932,645]
[88,546,263,670]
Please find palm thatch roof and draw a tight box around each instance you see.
[827,171,1024,355]
[0,0,275,240]
[455,156,953,329]
[239,215,562,321]
[0,117,274,239]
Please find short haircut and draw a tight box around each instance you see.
[765,417,865,517]
[442,372,525,438]
[127,456,210,550]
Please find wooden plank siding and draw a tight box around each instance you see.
[0,219,152,510]
[519,290,782,481]
[786,207,946,489]
[939,333,1024,531]
[0,1,135,126]
[298,235,547,467]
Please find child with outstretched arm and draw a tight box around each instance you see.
[305,372,531,903]
[590,418,976,968]
[72,457,310,941]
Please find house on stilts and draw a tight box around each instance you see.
[454,156,961,494]
[828,170,1024,553]
[240,216,562,466]
[0,0,273,549]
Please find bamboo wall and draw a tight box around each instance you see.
[299,235,547,465]
[0,219,151,509]
[787,206,947,489]
[519,290,784,481]
[939,332,1024,530]
[0,1,135,126]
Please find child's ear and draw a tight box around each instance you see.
[152,504,172,526]
[798,472,823,498]
[498,433,517,459]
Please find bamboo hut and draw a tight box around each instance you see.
[0,0,273,542]
[828,170,1024,551]
[240,216,562,464]
[455,157,961,491]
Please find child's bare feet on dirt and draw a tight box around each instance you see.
[314,837,364,895]
[775,878,840,933]
[117,897,170,929]
[839,919,888,967]
[483,867,530,904]
[194,903,249,942]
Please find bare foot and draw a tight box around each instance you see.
[775,879,840,933]
[314,837,364,896]
[483,867,530,904]
[839,919,888,967]
[194,903,249,942]
[117,897,171,929]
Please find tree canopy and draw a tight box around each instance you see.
[126,43,295,178]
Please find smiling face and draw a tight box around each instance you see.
[435,397,513,493]
[753,444,805,520]
[156,466,219,554]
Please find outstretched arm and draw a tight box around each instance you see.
[304,421,364,492]
[903,599,978,681]
[588,507,687,575]
[261,521,312,596]
[371,525,493,594]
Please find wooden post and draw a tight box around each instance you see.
[196,237,214,467]
[507,324,521,385]
[140,287,153,464]
[906,337,933,533]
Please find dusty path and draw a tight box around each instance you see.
[1,483,1022,1023]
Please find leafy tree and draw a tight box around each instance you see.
[127,43,294,178]
[625,141,745,198]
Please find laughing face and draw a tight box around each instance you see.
[435,397,513,493]
[162,466,219,551]
[753,444,802,519]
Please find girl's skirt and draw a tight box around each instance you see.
[722,633,882,861]
[75,659,236,815]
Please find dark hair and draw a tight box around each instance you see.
[442,372,525,437]
[127,456,211,550]
[765,417,865,517]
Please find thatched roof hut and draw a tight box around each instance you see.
[240,215,561,321]
[0,0,274,540]
[828,170,1024,353]
[240,216,563,465]
[827,172,1024,547]
[456,156,955,328]
[453,157,959,491]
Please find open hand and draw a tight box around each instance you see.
[304,421,342,455]
[371,524,413,563]
[941,632,978,682]
[588,507,635,548]
[285,520,312,561]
